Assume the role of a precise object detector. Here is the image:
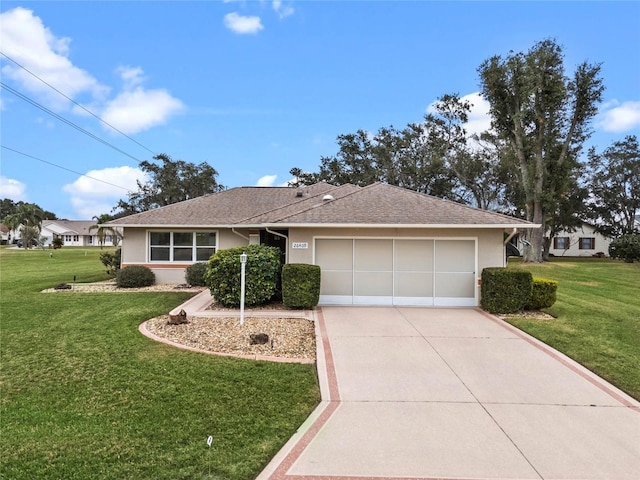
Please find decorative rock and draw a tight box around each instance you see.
[249,333,269,345]
[168,309,188,325]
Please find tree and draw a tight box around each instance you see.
[113,154,225,215]
[89,213,119,249]
[289,94,469,200]
[478,39,604,262]
[585,136,640,237]
[609,234,640,263]
[3,203,45,247]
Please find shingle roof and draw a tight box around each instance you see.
[107,182,533,228]
[43,220,96,235]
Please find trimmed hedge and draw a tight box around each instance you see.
[116,265,155,288]
[205,245,281,308]
[282,264,321,309]
[185,262,208,287]
[525,277,558,310]
[481,267,532,314]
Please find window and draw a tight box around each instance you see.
[149,231,217,262]
[64,235,79,242]
[553,237,570,250]
[579,237,595,250]
[88,236,93,245]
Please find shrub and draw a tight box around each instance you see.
[100,248,121,276]
[116,265,155,288]
[481,267,532,314]
[205,245,281,308]
[52,237,63,249]
[185,262,208,287]
[525,277,558,310]
[282,264,321,309]
[609,234,640,263]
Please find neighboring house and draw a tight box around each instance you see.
[0,224,10,244]
[107,182,535,307]
[548,222,613,257]
[41,220,119,247]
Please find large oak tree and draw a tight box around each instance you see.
[113,154,225,216]
[478,39,604,262]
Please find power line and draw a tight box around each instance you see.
[1,145,134,192]
[0,51,158,157]
[0,81,145,165]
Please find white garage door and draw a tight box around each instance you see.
[315,238,476,307]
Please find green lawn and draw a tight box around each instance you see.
[506,257,640,400]
[0,247,319,480]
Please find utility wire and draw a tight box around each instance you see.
[1,145,134,192]
[0,81,144,165]
[0,51,158,157]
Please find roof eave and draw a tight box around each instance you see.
[108,222,539,229]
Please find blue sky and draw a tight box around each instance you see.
[1,1,639,220]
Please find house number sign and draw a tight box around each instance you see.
[291,242,309,249]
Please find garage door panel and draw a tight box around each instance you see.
[435,240,475,272]
[395,272,434,297]
[321,271,353,296]
[395,240,433,271]
[354,239,393,270]
[434,273,476,298]
[354,272,393,296]
[316,239,352,270]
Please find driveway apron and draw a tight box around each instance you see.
[259,306,640,480]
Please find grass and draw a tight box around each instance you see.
[0,247,320,480]
[506,257,640,400]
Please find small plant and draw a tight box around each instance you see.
[54,283,72,290]
[52,237,63,249]
[100,248,121,276]
[185,262,208,287]
[116,265,155,288]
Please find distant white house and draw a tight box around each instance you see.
[41,220,120,247]
[548,222,613,257]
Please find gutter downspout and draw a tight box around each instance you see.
[503,227,518,245]
[266,227,289,264]
[503,227,518,267]
[231,227,249,242]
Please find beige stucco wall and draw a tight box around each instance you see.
[288,227,506,273]
[120,226,507,285]
[120,227,252,284]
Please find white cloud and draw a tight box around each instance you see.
[272,1,295,19]
[597,100,640,133]
[0,7,184,135]
[256,174,278,186]
[0,176,27,201]
[224,12,264,34]
[100,68,185,134]
[0,7,108,109]
[62,166,147,217]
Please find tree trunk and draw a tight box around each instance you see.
[523,200,545,263]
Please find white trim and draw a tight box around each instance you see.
[319,295,354,305]
[147,230,218,263]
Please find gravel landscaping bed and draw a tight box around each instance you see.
[145,315,316,361]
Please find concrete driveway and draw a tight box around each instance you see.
[259,307,640,480]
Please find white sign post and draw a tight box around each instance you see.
[239,251,247,326]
